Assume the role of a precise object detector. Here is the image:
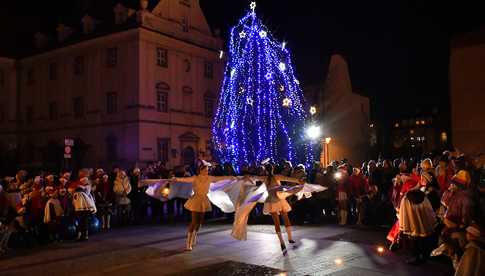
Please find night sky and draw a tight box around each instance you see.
[1,0,485,119]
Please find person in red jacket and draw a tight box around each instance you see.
[349,168,368,225]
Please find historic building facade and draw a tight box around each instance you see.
[0,0,223,170]
[305,54,371,166]
[450,28,485,160]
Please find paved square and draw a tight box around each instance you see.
[0,223,453,276]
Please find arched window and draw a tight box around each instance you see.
[156,82,170,112]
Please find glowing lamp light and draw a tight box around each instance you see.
[325,137,331,144]
[334,171,342,180]
[259,30,267,38]
[334,258,343,265]
[306,125,321,140]
[279,62,286,71]
[282,97,291,107]
[162,187,170,197]
[309,106,317,115]
[377,246,385,254]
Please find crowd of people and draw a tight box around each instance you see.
[0,153,484,275]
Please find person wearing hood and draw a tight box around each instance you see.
[399,172,437,265]
[113,170,132,226]
[454,223,485,276]
[72,175,97,241]
[44,186,63,241]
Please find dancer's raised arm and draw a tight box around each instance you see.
[274,175,305,184]
[173,176,197,183]
[138,178,169,188]
[208,175,236,182]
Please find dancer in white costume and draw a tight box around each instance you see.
[172,163,235,251]
[262,163,304,254]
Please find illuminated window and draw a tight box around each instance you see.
[441,132,448,143]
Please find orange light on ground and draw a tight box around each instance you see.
[377,246,385,254]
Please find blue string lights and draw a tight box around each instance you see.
[211,2,314,169]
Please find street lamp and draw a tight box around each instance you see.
[306,125,321,140]
[322,137,331,167]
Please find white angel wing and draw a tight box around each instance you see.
[143,179,193,201]
[208,178,242,213]
[295,183,327,200]
[144,179,169,201]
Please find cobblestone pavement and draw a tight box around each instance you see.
[0,223,454,276]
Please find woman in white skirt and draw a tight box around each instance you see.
[173,163,235,251]
[263,163,304,254]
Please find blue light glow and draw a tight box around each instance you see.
[211,5,314,169]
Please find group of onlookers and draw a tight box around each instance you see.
[1,153,484,275]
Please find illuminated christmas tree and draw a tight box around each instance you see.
[212,2,314,169]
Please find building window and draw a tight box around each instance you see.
[74,56,84,75]
[204,97,214,118]
[49,102,58,120]
[106,135,118,162]
[49,63,58,80]
[182,16,189,32]
[73,97,84,118]
[183,59,191,72]
[26,106,33,124]
[0,105,4,122]
[106,47,118,67]
[27,69,35,84]
[157,91,168,113]
[204,61,213,79]
[106,92,118,114]
[157,48,168,67]
[0,70,4,86]
[157,138,170,163]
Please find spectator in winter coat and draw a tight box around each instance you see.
[454,223,485,276]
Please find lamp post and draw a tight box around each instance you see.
[323,137,331,166]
